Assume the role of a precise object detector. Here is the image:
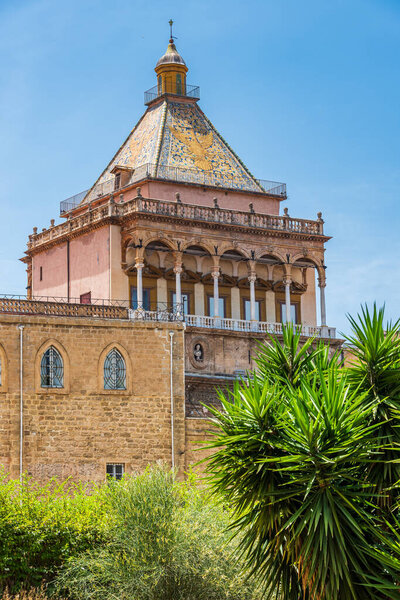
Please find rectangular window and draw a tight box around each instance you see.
[207,296,226,318]
[172,292,189,315]
[114,173,121,191]
[131,287,151,310]
[106,463,124,481]
[39,266,43,281]
[279,302,299,324]
[244,299,261,321]
[80,292,91,304]
[176,73,182,95]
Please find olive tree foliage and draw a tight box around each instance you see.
[55,466,260,600]
[204,308,400,600]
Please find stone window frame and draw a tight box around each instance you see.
[98,342,132,395]
[40,346,64,389]
[103,347,127,390]
[0,344,8,393]
[35,339,70,394]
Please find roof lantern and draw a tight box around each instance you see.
[155,20,188,96]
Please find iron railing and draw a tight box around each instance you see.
[0,296,335,339]
[144,84,200,105]
[0,296,182,321]
[60,164,287,214]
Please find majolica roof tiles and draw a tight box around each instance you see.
[84,98,262,203]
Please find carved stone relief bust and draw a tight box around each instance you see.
[188,336,211,370]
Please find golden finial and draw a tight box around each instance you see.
[169,19,174,43]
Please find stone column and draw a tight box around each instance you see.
[248,272,257,321]
[135,258,144,309]
[211,266,220,317]
[173,264,183,314]
[283,275,292,324]
[318,274,327,329]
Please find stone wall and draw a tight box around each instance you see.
[0,314,185,482]
[184,417,215,474]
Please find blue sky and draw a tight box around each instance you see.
[0,0,399,334]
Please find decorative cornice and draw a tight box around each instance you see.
[23,196,330,259]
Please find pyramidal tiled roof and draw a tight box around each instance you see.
[84,98,264,203]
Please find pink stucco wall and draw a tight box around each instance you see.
[32,242,68,298]
[32,226,111,301]
[69,226,110,300]
[108,180,281,215]
[145,181,281,214]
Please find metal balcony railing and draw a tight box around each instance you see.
[0,296,336,339]
[60,163,287,214]
[144,84,200,105]
[0,296,182,322]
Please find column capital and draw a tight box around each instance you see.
[318,277,326,288]
[134,245,144,260]
[248,273,257,284]
[173,264,183,275]
[135,258,144,270]
[248,259,257,276]
[173,250,183,267]
[283,275,292,286]
[211,266,220,279]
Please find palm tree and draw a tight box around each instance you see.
[205,317,400,599]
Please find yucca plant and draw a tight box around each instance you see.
[204,319,400,600]
[346,304,400,509]
[254,324,318,387]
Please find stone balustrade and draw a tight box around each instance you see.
[28,196,325,250]
[183,314,336,338]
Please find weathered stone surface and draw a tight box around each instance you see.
[0,314,187,482]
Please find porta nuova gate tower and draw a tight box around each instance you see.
[0,33,339,481]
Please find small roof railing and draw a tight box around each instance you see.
[60,163,287,215]
[144,84,200,105]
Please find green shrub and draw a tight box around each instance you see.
[0,471,111,592]
[0,587,64,600]
[55,466,260,600]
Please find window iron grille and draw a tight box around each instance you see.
[104,348,126,390]
[106,463,124,481]
[41,346,63,388]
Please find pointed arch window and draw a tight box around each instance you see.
[104,348,126,390]
[41,346,64,388]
